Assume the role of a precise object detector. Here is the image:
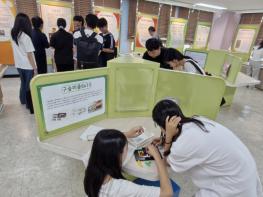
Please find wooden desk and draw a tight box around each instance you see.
[38,117,173,181]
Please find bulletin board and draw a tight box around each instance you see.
[95,6,120,47]
[167,18,188,52]
[39,0,73,41]
[0,0,16,64]
[193,22,211,49]
[134,13,158,53]
[232,24,260,54]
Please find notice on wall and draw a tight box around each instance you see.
[135,14,158,48]
[233,29,256,53]
[194,25,211,49]
[168,19,187,49]
[0,0,15,41]
[40,3,72,40]
[96,8,120,45]
[40,77,106,132]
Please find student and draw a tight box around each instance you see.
[142,38,170,69]
[84,128,173,197]
[97,17,116,67]
[73,15,84,32]
[73,14,103,69]
[249,40,263,79]
[50,18,74,72]
[164,48,205,75]
[31,16,49,74]
[11,13,37,110]
[148,26,159,39]
[152,99,263,197]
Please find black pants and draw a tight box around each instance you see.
[56,64,74,72]
[77,61,99,69]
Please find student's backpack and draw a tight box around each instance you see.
[76,29,101,68]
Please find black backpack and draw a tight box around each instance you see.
[76,29,101,68]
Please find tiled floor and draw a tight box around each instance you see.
[0,78,262,197]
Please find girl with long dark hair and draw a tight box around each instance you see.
[163,48,205,75]
[152,99,262,197]
[11,13,37,109]
[84,128,173,197]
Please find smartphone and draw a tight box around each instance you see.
[134,148,154,161]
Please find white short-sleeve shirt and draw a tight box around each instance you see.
[167,117,263,197]
[98,178,160,197]
[11,32,35,70]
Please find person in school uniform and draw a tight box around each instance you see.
[97,17,116,67]
[164,48,205,75]
[50,18,74,72]
[152,99,263,197]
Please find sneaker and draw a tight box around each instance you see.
[0,104,4,114]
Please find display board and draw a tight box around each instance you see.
[167,18,187,52]
[232,25,259,54]
[193,22,211,49]
[40,0,73,41]
[0,0,15,64]
[95,6,120,46]
[39,77,106,132]
[184,50,208,68]
[135,13,158,52]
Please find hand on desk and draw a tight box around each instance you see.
[125,126,144,138]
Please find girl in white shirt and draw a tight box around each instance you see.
[84,128,173,197]
[164,48,205,75]
[152,99,262,197]
[11,13,37,109]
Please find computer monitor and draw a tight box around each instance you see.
[184,50,208,68]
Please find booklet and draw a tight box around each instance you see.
[80,125,104,141]
[128,132,155,148]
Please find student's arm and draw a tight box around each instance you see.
[27,52,37,74]
[147,144,173,197]
[163,116,181,157]
[124,126,144,138]
[42,34,49,48]
[102,48,114,53]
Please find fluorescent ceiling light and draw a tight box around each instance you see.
[194,3,227,10]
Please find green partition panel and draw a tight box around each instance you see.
[230,52,250,62]
[155,70,225,119]
[108,56,159,118]
[31,56,226,141]
[30,68,109,141]
[205,49,228,75]
[225,55,242,84]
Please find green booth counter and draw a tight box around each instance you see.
[185,49,260,106]
[30,56,226,181]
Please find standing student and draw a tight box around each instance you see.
[249,41,263,79]
[10,13,37,110]
[164,48,205,75]
[73,14,103,69]
[73,15,84,32]
[84,128,173,197]
[148,26,159,39]
[97,18,116,67]
[31,16,49,74]
[50,18,74,72]
[152,99,263,197]
[142,38,170,69]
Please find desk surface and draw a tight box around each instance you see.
[39,117,171,181]
[226,72,260,88]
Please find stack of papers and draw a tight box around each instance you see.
[80,125,104,141]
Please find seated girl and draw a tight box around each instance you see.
[84,127,173,197]
[164,48,205,75]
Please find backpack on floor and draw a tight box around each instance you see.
[76,29,101,67]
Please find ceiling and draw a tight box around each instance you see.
[147,0,263,13]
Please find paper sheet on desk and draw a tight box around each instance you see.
[80,125,104,141]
